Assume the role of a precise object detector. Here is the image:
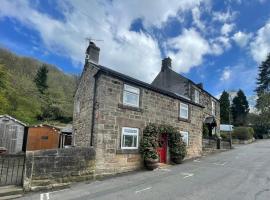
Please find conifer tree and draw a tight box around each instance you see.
[219,90,230,124]
[34,65,49,94]
[231,89,249,126]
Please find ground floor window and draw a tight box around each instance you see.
[180,131,189,146]
[121,127,139,149]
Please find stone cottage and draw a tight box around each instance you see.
[152,57,220,136]
[73,42,220,176]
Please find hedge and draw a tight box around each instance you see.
[232,127,254,140]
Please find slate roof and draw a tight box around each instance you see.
[94,64,204,108]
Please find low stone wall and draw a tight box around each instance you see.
[23,147,95,191]
[232,138,255,144]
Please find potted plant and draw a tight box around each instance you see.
[169,132,187,164]
[140,123,159,170]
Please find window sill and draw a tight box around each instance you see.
[118,103,143,112]
[116,149,139,154]
[178,117,191,123]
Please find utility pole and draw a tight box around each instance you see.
[228,95,233,149]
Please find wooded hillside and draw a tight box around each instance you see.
[0,48,77,125]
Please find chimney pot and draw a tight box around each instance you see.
[161,57,172,71]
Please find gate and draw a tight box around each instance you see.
[0,154,25,186]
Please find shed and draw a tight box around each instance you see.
[58,124,73,148]
[26,124,60,151]
[0,115,26,154]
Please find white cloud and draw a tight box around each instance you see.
[213,10,237,23]
[0,0,239,84]
[167,28,210,72]
[192,7,205,31]
[232,31,252,47]
[220,67,232,81]
[250,20,270,63]
[0,0,211,83]
[221,23,235,36]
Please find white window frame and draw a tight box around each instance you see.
[212,100,216,116]
[123,84,140,107]
[180,131,189,146]
[121,127,139,149]
[180,103,189,119]
[194,89,200,104]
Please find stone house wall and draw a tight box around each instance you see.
[92,73,204,176]
[73,65,99,147]
[190,85,221,134]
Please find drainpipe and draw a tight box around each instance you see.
[90,70,99,147]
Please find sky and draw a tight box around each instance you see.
[0,0,270,100]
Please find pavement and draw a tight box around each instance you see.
[20,139,270,200]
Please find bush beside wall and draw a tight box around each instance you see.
[232,127,254,140]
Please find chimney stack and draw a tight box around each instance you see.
[197,83,204,89]
[161,57,172,71]
[85,42,100,64]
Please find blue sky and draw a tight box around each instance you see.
[0,0,270,99]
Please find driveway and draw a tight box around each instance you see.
[21,140,270,200]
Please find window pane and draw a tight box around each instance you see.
[195,90,199,103]
[124,91,139,106]
[124,135,134,147]
[180,109,188,118]
[181,132,189,146]
[124,84,140,94]
[180,103,189,119]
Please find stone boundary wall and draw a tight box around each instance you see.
[232,138,255,144]
[23,147,95,191]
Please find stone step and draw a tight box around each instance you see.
[0,194,23,200]
[0,186,23,198]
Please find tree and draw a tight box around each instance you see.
[0,64,10,114]
[231,89,249,126]
[34,65,49,94]
[219,90,230,124]
[256,53,270,96]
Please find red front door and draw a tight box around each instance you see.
[157,134,167,163]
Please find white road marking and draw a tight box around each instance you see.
[40,193,50,200]
[212,161,227,166]
[135,187,152,194]
[48,189,69,194]
[159,168,171,172]
[181,173,194,179]
[194,159,201,162]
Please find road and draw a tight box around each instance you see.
[21,140,270,200]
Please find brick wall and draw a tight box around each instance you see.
[92,74,204,176]
[23,147,95,191]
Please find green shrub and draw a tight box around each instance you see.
[168,132,187,159]
[203,124,209,138]
[140,123,159,160]
[232,127,254,140]
[220,131,229,140]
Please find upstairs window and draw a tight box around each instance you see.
[123,84,140,107]
[180,103,189,119]
[121,127,139,149]
[212,100,216,116]
[194,90,200,104]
